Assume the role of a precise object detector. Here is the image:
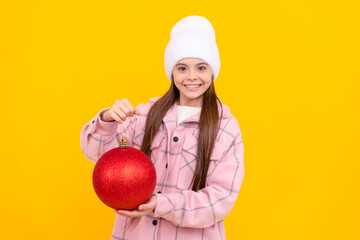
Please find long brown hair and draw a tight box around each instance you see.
[141,77,223,191]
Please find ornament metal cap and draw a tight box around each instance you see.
[119,138,127,148]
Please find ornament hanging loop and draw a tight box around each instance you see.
[119,115,135,148]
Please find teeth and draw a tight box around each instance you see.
[185,85,201,88]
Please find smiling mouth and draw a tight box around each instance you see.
[184,84,202,88]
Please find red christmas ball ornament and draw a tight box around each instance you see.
[92,138,156,210]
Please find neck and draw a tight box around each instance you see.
[178,96,203,107]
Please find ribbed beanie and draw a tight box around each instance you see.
[164,15,220,81]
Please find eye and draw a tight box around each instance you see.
[198,66,206,71]
[178,67,186,71]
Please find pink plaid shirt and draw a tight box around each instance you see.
[80,97,245,240]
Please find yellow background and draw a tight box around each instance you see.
[1,0,359,239]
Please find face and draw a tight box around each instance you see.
[172,57,213,107]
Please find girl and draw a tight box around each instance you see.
[80,15,245,240]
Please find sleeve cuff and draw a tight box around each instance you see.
[153,193,174,220]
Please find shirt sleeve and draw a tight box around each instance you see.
[79,106,141,163]
[153,119,245,228]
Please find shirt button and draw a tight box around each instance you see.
[165,163,168,169]
[152,220,158,226]
[173,136,179,142]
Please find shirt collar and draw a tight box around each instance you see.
[149,97,231,124]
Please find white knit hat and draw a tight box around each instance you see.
[164,15,220,81]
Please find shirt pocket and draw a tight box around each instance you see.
[132,127,166,165]
[205,140,229,182]
[176,138,226,190]
[149,132,166,165]
[176,141,198,190]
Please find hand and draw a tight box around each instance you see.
[114,195,157,218]
[101,98,140,124]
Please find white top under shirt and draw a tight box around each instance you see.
[177,105,202,125]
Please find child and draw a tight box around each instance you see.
[80,15,245,240]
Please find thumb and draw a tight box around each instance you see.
[138,201,153,211]
[138,204,148,211]
[134,108,141,115]
[138,195,156,211]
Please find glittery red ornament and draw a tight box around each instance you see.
[92,138,156,210]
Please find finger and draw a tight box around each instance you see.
[138,205,147,211]
[108,110,124,124]
[115,209,133,218]
[122,99,136,116]
[115,209,150,218]
[119,99,134,117]
[109,112,123,124]
[138,199,155,211]
[114,107,128,121]
[134,108,141,115]
[118,101,133,118]
[138,202,152,211]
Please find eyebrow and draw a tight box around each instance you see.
[175,62,209,67]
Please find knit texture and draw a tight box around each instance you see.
[164,15,220,81]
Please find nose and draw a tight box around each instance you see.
[187,69,197,81]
